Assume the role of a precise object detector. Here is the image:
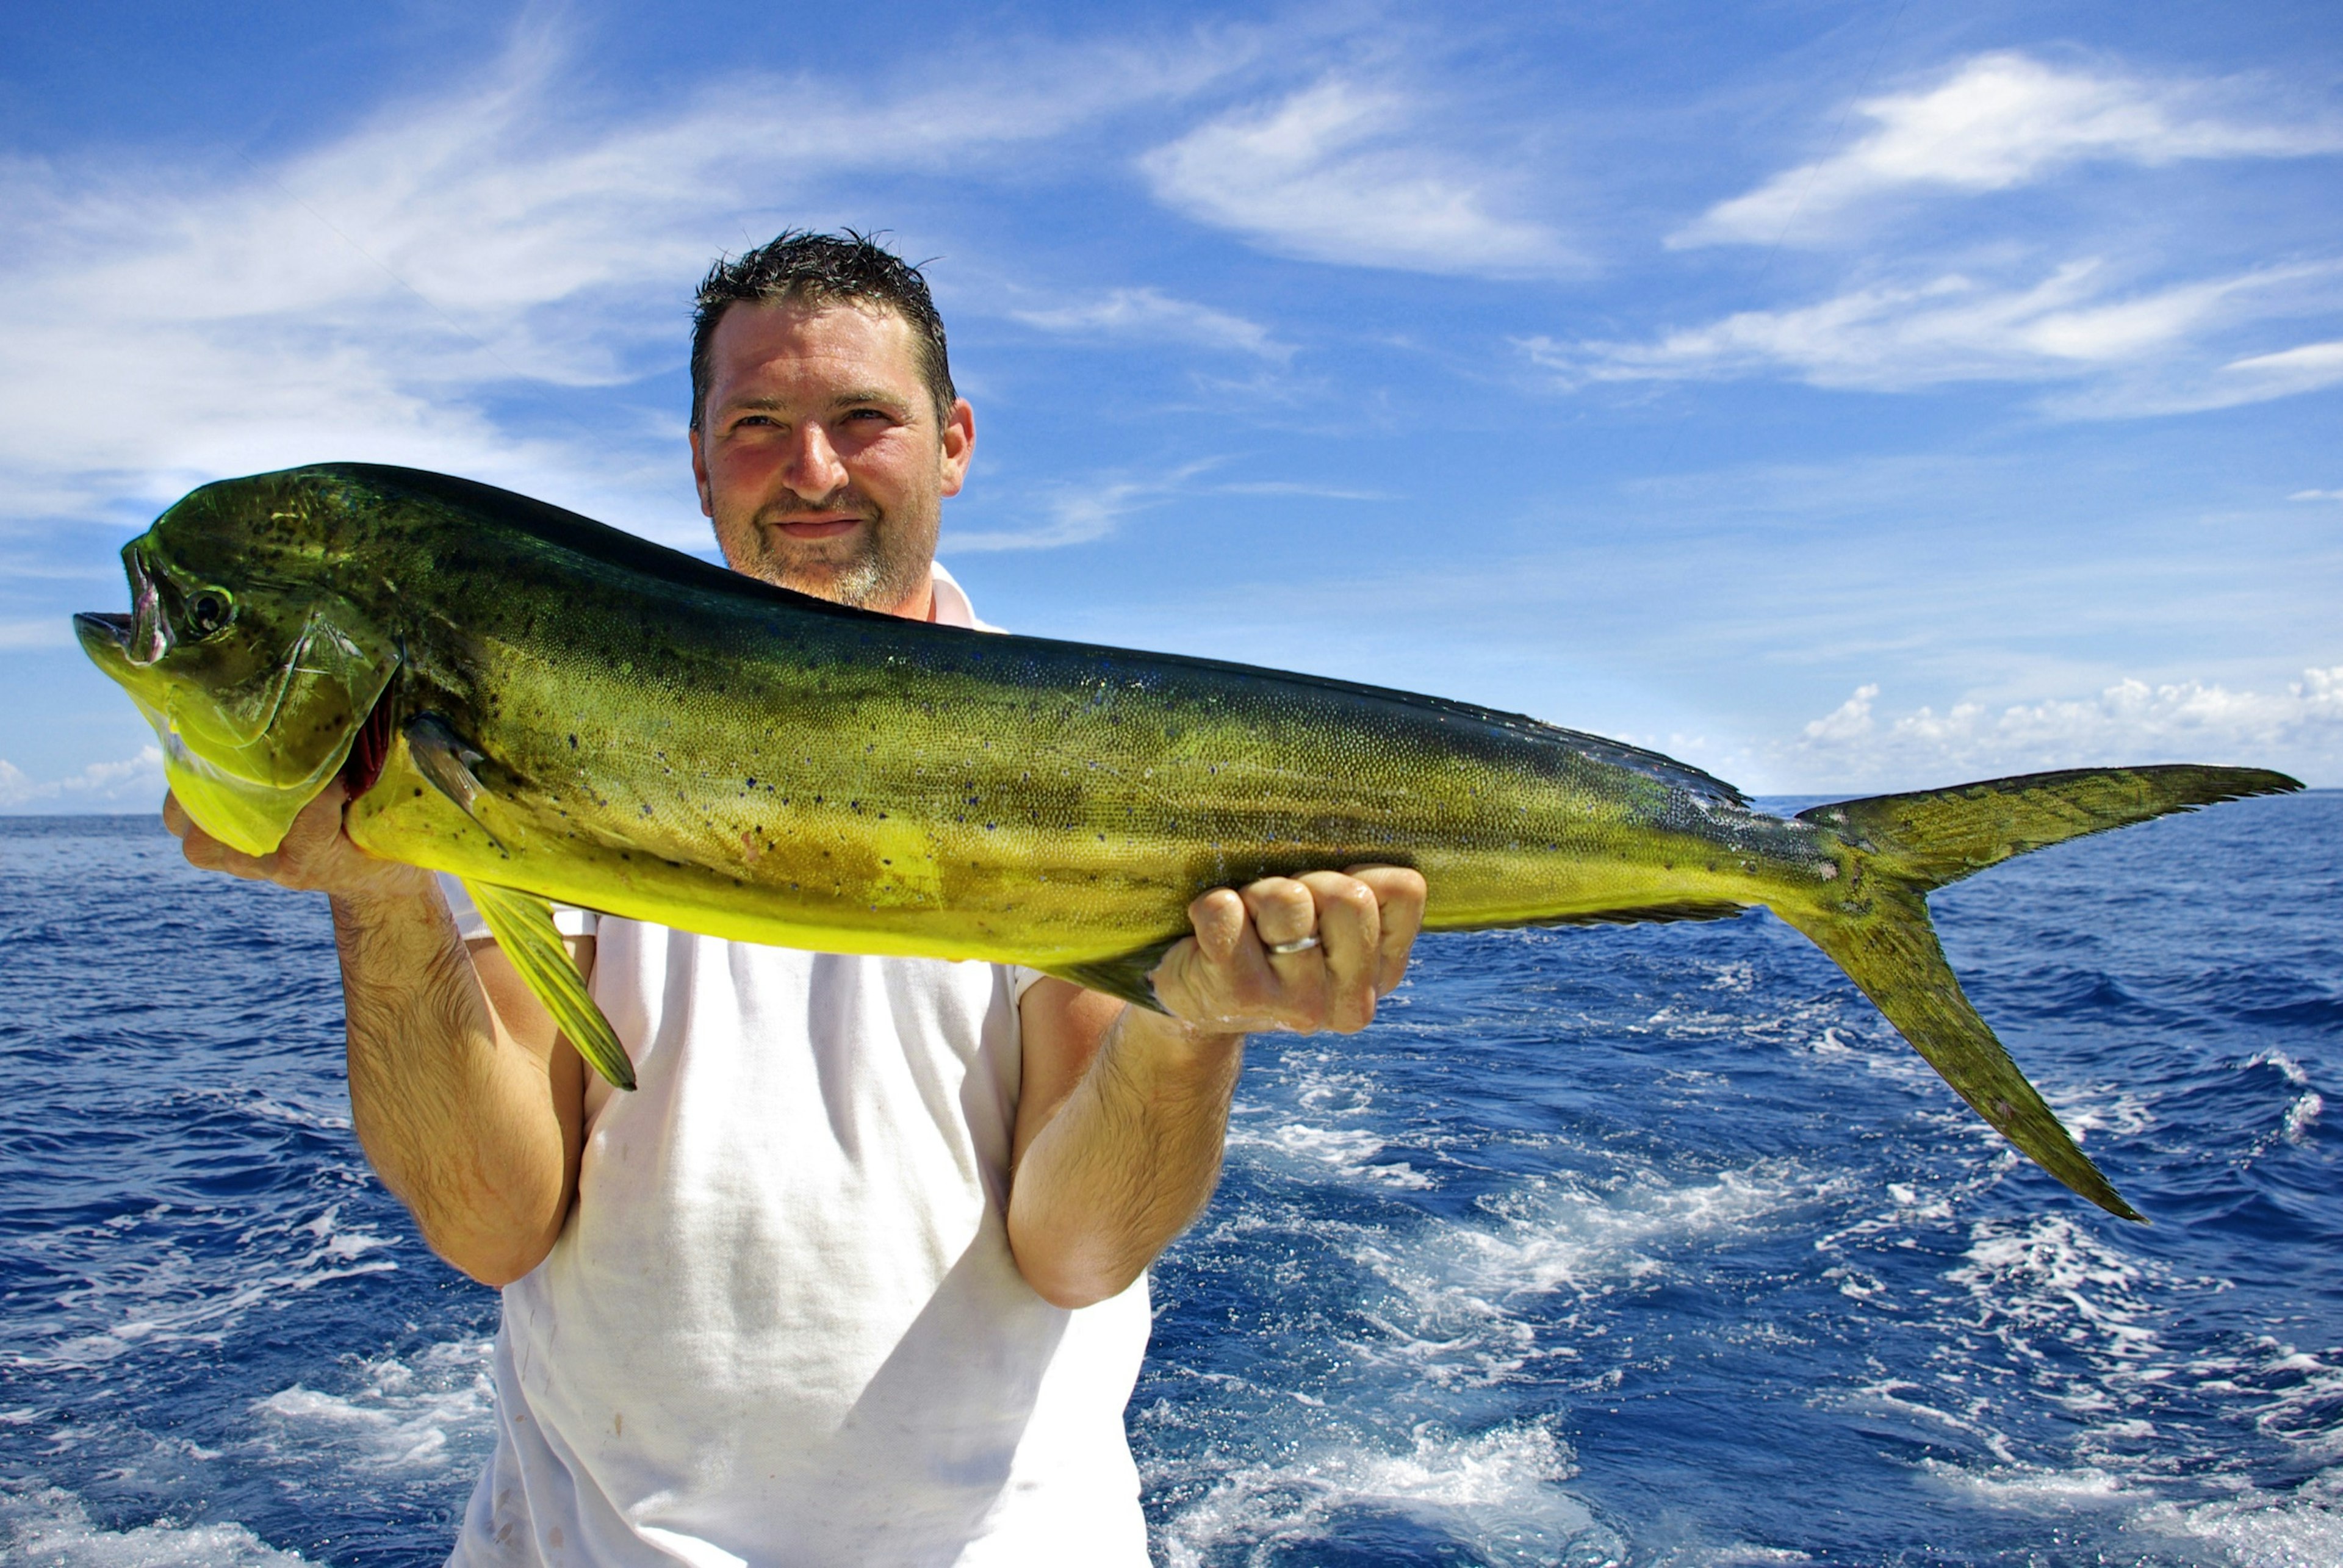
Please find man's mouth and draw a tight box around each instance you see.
[772,516,864,541]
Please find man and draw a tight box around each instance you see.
[168,231,1426,1564]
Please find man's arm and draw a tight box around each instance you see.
[1007,867,1426,1309]
[168,785,585,1286]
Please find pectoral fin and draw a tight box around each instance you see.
[408,713,509,852]
[461,877,636,1091]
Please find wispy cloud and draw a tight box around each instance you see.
[945,461,1218,553]
[2215,341,2343,398]
[1530,257,2343,412]
[0,27,1249,540]
[1677,52,2340,248]
[0,617,73,650]
[1010,287,1288,359]
[1214,481,1390,501]
[0,746,163,811]
[2291,487,2343,502]
[1785,669,2342,786]
[1140,79,1566,275]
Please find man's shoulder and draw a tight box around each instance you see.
[929,561,1006,634]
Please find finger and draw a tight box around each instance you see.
[1243,877,1326,1025]
[1190,886,1279,1015]
[273,782,350,879]
[161,791,190,840]
[1239,877,1316,951]
[1186,887,1249,966]
[1163,890,1279,1030]
[1346,865,1428,996]
[1299,871,1380,1032]
[179,823,272,882]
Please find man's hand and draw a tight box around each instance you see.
[165,782,585,1286]
[165,783,434,904]
[1009,864,1427,1307]
[1148,866,1427,1035]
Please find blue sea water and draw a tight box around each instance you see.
[1,795,2336,1566]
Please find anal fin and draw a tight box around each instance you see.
[462,877,636,1091]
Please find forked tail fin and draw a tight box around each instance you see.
[1781,766,2302,1221]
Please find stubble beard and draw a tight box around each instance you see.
[730,495,937,613]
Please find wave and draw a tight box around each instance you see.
[0,1488,305,1568]
[1150,1422,1618,1568]
[250,1337,495,1474]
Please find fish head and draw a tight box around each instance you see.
[75,469,400,855]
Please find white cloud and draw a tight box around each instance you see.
[1783,669,2343,787]
[944,461,1218,553]
[1140,79,1565,275]
[1677,52,2340,247]
[2217,340,2343,398]
[0,28,1249,542]
[1214,481,1390,501]
[0,617,71,650]
[0,746,164,810]
[1533,258,2343,409]
[2291,487,2343,502]
[1010,287,1288,359]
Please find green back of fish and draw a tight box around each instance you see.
[325,466,1802,973]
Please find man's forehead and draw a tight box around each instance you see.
[705,298,924,411]
[711,295,916,361]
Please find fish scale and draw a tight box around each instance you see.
[76,462,2303,1219]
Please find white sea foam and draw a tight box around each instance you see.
[1154,1423,1619,1568]
[2134,1466,2343,1568]
[1882,1201,2343,1563]
[250,1336,495,1473]
[0,1488,306,1567]
[2047,1082,2157,1141]
[1945,1212,2172,1365]
[1922,1458,2148,1507]
[2244,1049,2325,1152]
[1228,1120,1433,1189]
[28,1204,398,1371]
[1226,1047,1439,1189]
[1331,1161,1831,1389]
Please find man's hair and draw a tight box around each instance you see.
[690,229,955,431]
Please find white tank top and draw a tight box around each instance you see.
[445,567,1153,1566]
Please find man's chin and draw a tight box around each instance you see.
[772,556,898,611]
[718,516,932,613]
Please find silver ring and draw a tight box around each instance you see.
[1267,934,1321,955]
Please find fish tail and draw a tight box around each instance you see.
[1779,765,2302,1222]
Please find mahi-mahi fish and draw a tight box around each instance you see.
[75,464,2303,1220]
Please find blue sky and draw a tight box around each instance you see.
[4,0,2339,809]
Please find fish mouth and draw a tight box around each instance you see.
[76,545,170,667]
[74,610,134,647]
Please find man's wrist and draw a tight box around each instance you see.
[327,865,447,930]
[1117,1006,1245,1070]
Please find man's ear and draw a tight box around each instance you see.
[938,398,976,498]
[688,426,714,517]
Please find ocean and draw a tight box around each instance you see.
[1,794,2336,1566]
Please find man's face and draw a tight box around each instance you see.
[690,298,973,617]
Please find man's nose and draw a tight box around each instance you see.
[782,420,848,498]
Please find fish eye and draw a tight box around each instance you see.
[184,588,235,639]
